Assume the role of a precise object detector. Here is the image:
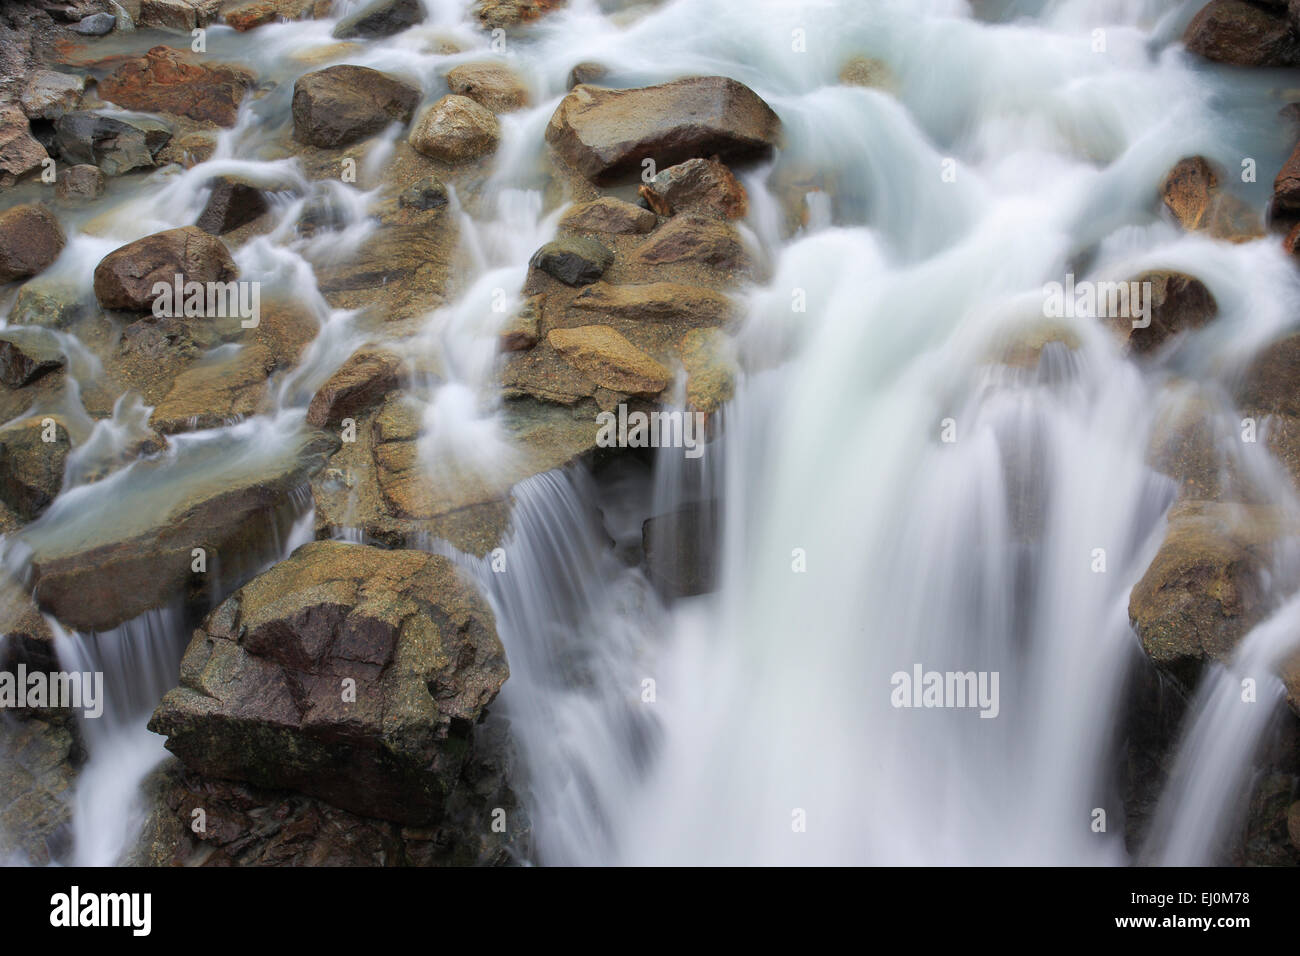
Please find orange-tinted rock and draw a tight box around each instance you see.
[97,46,255,127]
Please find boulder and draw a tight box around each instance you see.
[1130,500,1275,688]
[291,65,420,149]
[679,327,736,414]
[1183,0,1300,67]
[331,0,425,39]
[148,540,508,826]
[567,61,607,90]
[635,214,750,272]
[409,95,500,163]
[1103,270,1218,355]
[1274,141,1300,219]
[547,325,670,396]
[222,0,317,30]
[445,61,529,113]
[474,0,564,29]
[139,0,224,31]
[569,280,736,326]
[839,56,893,89]
[71,12,116,34]
[19,71,84,121]
[8,281,87,330]
[559,197,656,235]
[195,176,270,235]
[0,715,79,866]
[0,415,70,520]
[1236,332,1300,487]
[545,76,781,184]
[97,46,255,127]
[305,348,403,428]
[19,429,338,632]
[0,205,65,285]
[52,112,172,176]
[55,164,105,201]
[0,331,65,389]
[529,236,613,286]
[1160,156,1263,241]
[93,226,238,312]
[0,105,48,188]
[638,157,748,219]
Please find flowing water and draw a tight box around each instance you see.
[3,0,1300,865]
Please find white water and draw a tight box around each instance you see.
[2,0,1298,866]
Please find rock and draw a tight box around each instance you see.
[305,348,403,427]
[139,0,223,31]
[545,76,781,185]
[196,177,270,235]
[292,64,420,149]
[1274,142,1300,219]
[1102,270,1218,355]
[638,157,748,219]
[643,500,718,598]
[97,46,255,127]
[1289,801,1300,851]
[570,280,736,326]
[839,56,892,89]
[1183,0,1300,67]
[988,319,1081,369]
[71,11,116,34]
[19,71,84,121]
[567,61,606,90]
[548,325,670,396]
[19,429,338,632]
[635,214,750,272]
[499,295,541,351]
[409,94,500,163]
[679,327,735,414]
[529,236,613,286]
[0,104,48,187]
[224,0,315,30]
[1236,333,1300,488]
[149,344,277,434]
[52,111,172,176]
[474,0,564,29]
[1146,388,1238,502]
[0,715,80,866]
[1160,156,1264,241]
[8,281,87,330]
[155,130,217,168]
[0,331,65,389]
[398,176,448,210]
[148,540,508,826]
[559,197,656,235]
[0,205,65,285]
[1129,500,1275,688]
[93,226,238,313]
[445,61,529,113]
[331,0,424,39]
[0,415,70,520]
[55,164,105,201]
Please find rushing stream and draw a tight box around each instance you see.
[3,0,1300,866]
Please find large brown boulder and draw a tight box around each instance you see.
[545,76,781,184]
[1160,156,1263,241]
[409,95,500,163]
[0,104,48,188]
[148,540,508,826]
[97,46,255,127]
[93,226,237,312]
[1102,270,1218,355]
[474,0,564,29]
[445,61,529,113]
[291,65,420,149]
[1183,0,1300,67]
[0,204,65,285]
[0,414,70,520]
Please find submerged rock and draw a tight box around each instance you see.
[545,76,781,184]
[331,0,424,39]
[93,226,237,312]
[55,164,105,201]
[398,176,448,211]
[148,344,278,435]
[291,65,420,149]
[149,540,508,826]
[195,176,270,235]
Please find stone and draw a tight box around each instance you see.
[679,327,735,414]
[0,332,65,390]
[499,295,541,351]
[0,415,71,520]
[55,164,105,201]
[97,46,255,127]
[52,112,172,176]
[291,65,420,149]
[305,348,403,427]
[398,176,448,211]
[559,197,657,235]
[0,205,65,285]
[445,61,529,113]
[529,236,613,286]
[93,226,237,313]
[547,325,670,396]
[474,0,565,29]
[409,95,500,163]
[635,214,750,272]
[545,76,781,184]
[148,344,277,434]
[638,157,748,219]
[71,11,116,34]
[331,0,425,39]
[1104,270,1218,355]
[567,61,606,90]
[1183,0,1300,68]
[569,281,736,327]
[196,176,270,235]
[0,104,48,188]
[148,540,508,826]
[139,0,224,31]
[19,71,85,121]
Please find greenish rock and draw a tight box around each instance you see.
[0,329,65,389]
[0,414,70,521]
[398,176,449,211]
